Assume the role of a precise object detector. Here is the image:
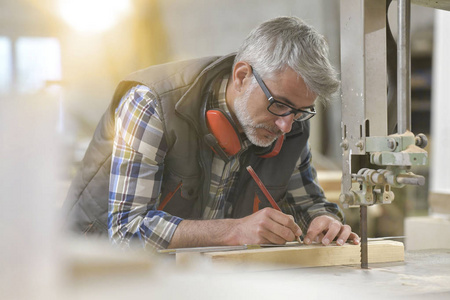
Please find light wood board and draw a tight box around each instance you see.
[202,240,404,269]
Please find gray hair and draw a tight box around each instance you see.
[234,16,340,103]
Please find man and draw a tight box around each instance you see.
[63,16,360,251]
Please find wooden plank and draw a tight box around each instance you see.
[202,241,404,269]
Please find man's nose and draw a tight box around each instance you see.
[275,114,295,133]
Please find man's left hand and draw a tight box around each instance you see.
[303,215,360,246]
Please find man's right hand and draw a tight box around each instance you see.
[232,207,302,245]
[168,208,302,249]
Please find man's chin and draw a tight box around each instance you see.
[247,134,278,148]
[242,125,280,147]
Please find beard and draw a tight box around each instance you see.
[233,86,283,147]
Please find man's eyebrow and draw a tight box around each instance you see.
[271,93,296,107]
[272,94,315,110]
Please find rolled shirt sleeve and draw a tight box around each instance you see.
[108,85,182,250]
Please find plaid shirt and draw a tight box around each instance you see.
[109,76,343,251]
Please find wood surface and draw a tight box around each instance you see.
[202,240,404,269]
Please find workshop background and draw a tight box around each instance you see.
[0,1,449,299]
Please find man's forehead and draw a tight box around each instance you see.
[268,73,316,108]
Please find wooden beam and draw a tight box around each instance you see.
[202,241,404,269]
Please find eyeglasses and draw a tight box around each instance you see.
[252,68,316,122]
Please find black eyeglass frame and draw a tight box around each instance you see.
[251,67,316,122]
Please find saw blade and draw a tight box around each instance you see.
[360,205,368,269]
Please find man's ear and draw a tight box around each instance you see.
[232,61,252,93]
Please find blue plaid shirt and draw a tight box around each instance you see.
[109,77,343,251]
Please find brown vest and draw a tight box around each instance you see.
[62,54,309,236]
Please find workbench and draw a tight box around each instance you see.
[57,240,450,300]
[265,249,450,299]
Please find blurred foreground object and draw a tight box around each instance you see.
[0,94,61,299]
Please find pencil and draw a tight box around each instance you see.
[246,165,281,211]
[247,165,303,245]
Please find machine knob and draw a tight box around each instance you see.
[415,133,428,148]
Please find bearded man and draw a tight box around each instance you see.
[63,16,359,251]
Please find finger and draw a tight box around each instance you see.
[335,224,352,246]
[261,229,289,245]
[268,209,302,237]
[254,209,297,243]
[289,216,304,240]
[315,233,324,244]
[264,218,297,242]
[251,234,274,245]
[321,220,342,245]
[288,214,301,237]
[349,232,360,244]
[304,218,328,245]
[253,219,289,244]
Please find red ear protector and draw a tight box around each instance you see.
[204,109,284,161]
[206,110,242,157]
[258,135,284,158]
[201,74,284,162]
